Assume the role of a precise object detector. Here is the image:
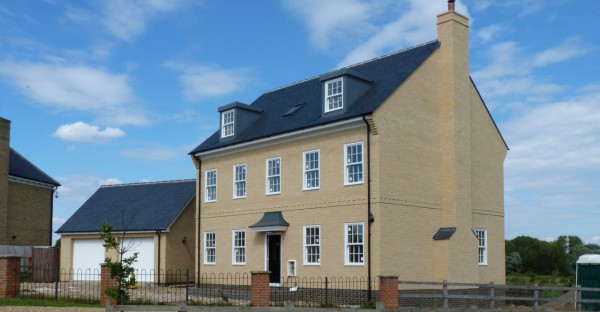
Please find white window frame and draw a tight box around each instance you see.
[232,230,246,265]
[303,225,321,265]
[233,163,247,199]
[221,109,235,138]
[324,78,343,113]
[344,222,365,266]
[266,157,281,195]
[204,232,216,265]
[303,150,320,190]
[344,142,364,185]
[476,229,488,265]
[205,169,217,202]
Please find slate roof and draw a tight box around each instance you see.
[191,40,440,155]
[9,148,60,186]
[56,180,195,234]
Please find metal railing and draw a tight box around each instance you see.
[271,276,378,307]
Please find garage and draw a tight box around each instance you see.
[123,237,155,282]
[72,239,104,281]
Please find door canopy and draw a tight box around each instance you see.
[249,211,289,232]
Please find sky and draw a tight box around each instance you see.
[0,0,599,245]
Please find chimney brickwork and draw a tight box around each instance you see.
[0,117,10,244]
[435,10,477,282]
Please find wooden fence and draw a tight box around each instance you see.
[398,280,600,310]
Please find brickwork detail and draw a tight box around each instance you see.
[100,263,117,305]
[251,271,270,307]
[0,256,20,298]
[379,276,399,310]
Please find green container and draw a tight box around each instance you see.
[577,254,600,311]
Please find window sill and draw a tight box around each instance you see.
[344,263,365,267]
[302,188,320,191]
[344,182,364,186]
[233,196,246,200]
[266,192,281,196]
[303,263,321,266]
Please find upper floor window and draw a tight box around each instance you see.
[205,169,217,202]
[233,163,247,199]
[344,142,364,185]
[476,229,487,265]
[232,230,246,265]
[325,78,343,112]
[304,225,321,265]
[204,232,216,264]
[266,157,281,195]
[303,150,320,190]
[345,222,364,265]
[221,110,235,138]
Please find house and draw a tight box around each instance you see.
[56,180,196,281]
[189,4,507,285]
[0,117,60,247]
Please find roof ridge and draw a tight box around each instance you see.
[101,179,195,188]
[9,147,60,186]
[264,40,440,94]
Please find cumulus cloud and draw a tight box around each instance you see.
[0,60,150,126]
[54,121,125,142]
[475,24,503,43]
[165,62,252,100]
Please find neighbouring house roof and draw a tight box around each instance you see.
[56,180,195,234]
[9,148,60,187]
[190,40,441,155]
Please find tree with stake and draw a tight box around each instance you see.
[100,222,138,304]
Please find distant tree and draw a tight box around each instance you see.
[54,238,61,248]
[506,251,523,274]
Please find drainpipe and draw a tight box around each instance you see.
[362,116,374,300]
[50,186,58,246]
[156,229,161,285]
[193,155,202,286]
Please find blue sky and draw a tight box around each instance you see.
[1,0,599,244]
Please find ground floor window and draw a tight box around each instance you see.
[204,232,216,264]
[345,222,364,265]
[233,230,246,265]
[476,229,487,265]
[304,225,320,265]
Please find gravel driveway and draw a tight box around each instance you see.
[1,307,104,312]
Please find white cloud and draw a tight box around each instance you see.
[532,38,589,67]
[54,121,125,142]
[0,60,150,126]
[165,62,252,100]
[99,178,123,185]
[56,174,121,206]
[283,0,469,67]
[475,24,502,43]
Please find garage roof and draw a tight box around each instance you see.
[56,180,195,234]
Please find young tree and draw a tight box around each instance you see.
[100,222,138,304]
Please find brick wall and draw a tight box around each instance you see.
[7,181,53,246]
[0,256,20,298]
[0,117,10,244]
[251,271,270,307]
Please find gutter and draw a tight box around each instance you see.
[362,116,374,300]
[156,229,161,285]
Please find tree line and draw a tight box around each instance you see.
[506,235,600,277]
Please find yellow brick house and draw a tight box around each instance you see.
[190,6,507,285]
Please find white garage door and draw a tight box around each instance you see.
[123,237,155,282]
[72,239,104,281]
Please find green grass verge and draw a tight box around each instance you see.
[0,297,101,307]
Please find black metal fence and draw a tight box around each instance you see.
[19,266,101,303]
[188,273,250,306]
[271,276,378,307]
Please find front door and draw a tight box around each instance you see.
[266,235,281,284]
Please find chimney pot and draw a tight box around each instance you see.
[448,0,456,11]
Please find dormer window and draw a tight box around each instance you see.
[221,109,235,138]
[325,78,343,112]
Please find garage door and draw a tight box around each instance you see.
[72,239,104,281]
[123,237,155,282]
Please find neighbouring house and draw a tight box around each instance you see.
[189,5,507,285]
[0,117,60,247]
[56,180,196,281]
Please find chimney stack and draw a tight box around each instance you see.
[0,117,10,244]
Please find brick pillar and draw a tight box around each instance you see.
[251,271,270,307]
[100,263,117,305]
[379,275,399,310]
[0,255,20,298]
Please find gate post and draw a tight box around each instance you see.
[100,263,117,305]
[251,271,270,307]
[379,275,399,310]
[0,255,20,298]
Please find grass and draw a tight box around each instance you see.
[0,297,101,307]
